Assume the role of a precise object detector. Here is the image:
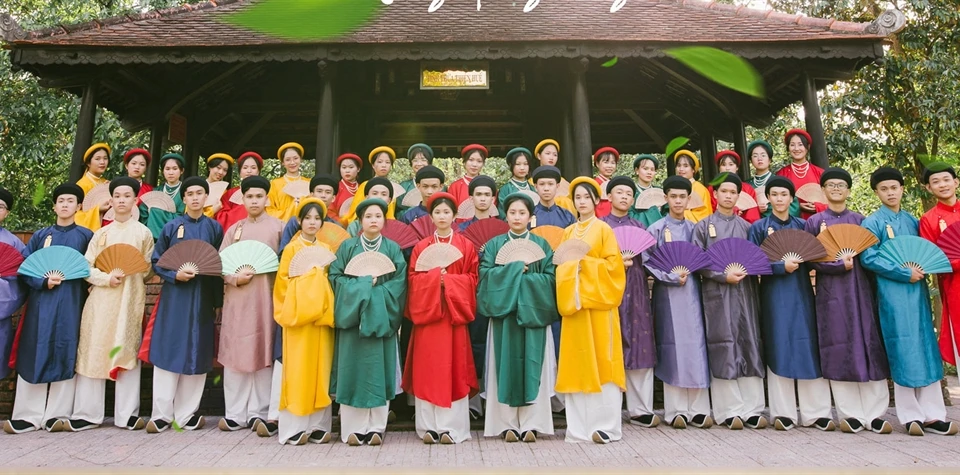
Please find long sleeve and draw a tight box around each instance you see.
[860,219,913,283]
[442,245,478,326]
[556,227,626,317]
[405,258,444,325]
[691,224,727,284]
[920,213,960,272]
[151,225,178,284]
[329,241,407,338]
[84,232,112,287]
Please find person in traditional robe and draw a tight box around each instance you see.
[404,192,479,444]
[498,147,534,202]
[478,193,557,442]
[645,176,712,429]
[396,143,434,216]
[217,176,283,432]
[591,147,619,218]
[216,151,263,232]
[273,197,336,445]
[145,153,187,239]
[775,129,824,219]
[329,198,407,446]
[531,166,576,230]
[399,166,445,225]
[447,144,487,206]
[803,167,891,434]
[456,175,499,231]
[748,140,800,218]
[346,177,395,237]
[100,148,152,228]
[693,173,767,430]
[266,142,310,222]
[600,177,658,428]
[280,174,342,251]
[0,188,25,383]
[862,167,958,436]
[747,176,833,431]
[143,177,224,433]
[673,150,711,223]
[631,154,663,228]
[534,139,577,215]
[708,151,761,223]
[555,177,626,444]
[4,184,92,434]
[69,177,154,432]
[330,153,362,221]
[75,143,111,232]
[341,146,400,224]
[203,153,233,218]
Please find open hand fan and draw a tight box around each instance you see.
[288,246,337,277]
[462,219,510,252]
[817,224,879,261]
[0,243,25,277]
[156,240,222,276]
[392,182,406,199]
[760,229,827,262]
[339,198,354,218]
[103,203,140,222]
[229,189,244,205]
[401,189,422,208]
[317,223,350,252]
[879,235,952,275]
[647,241,712,275]
[220,240,280,275]
[735,192,758,211]
[552,239,591,265]
[635,188,666,210]
[344,250,397,277]
[457,199,477,220]
[755,186,769,207]
[140,191,177,212]
[205,181,229,207]
[495,239,547,265]
[686,190,705,210]
[518,190,541,206]
[613,226,656,259]
[796,183,827,204]
[94,243,150,276]
[283,181,310,199]
[556,178,571,198]
[415,243,463,271]
[706,237,772,276]
[382,220,420,250]
[937,221,960,262]
[18,245,90,280]
[411,215,437,240]
[82,183,111,210]
[531,225,565,250]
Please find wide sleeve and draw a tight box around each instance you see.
[803,218,847,275]
[19,233,48,291]
[443,243,479,326]
[477,245,522,319]
[265,185,284,219]
[328,245,366,331]
[150,223,180,284]
[920,215,960,271]
[516,250,558,328]
[84,231,112,287]
[358,246,408,337]
[277,267,335,328]
[405,245,445,325]
[692,223,726,283]
[860,221,913,283]
[556,227,626,316]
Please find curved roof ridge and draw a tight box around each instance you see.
[674,0,873,33]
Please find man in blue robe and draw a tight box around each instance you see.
[0,187,25,383]
[398,166,445,225]
[530,166,575,230]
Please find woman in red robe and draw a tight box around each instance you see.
[708,150,761,223]
[331,153,362,220]
[447,144,487,206]
[403,191,479,445]
[776,129,824,218]
[102,148,153,227]
[215,152,263,231]
[593,147,619,218]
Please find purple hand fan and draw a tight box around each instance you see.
[646,241,712,275]
[706,237,772,276]
[613,226,656,259]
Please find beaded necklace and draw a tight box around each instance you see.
[434,229,453,244]
[341,179,359,195]
[163,181,182,199]
[361,234,383,253]
[573,216,596,240]
[791,161,810,179]
[510,178,531,191]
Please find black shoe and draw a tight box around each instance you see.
[44,418,65,432]
[346,432,363,446]
[521,430,537,443]
[182,415,205,431]
[503,429,520,442]
[839,418,863,433]
[422,430,439,444]
[123,416,146,431]
[774,417,795,431]
[146,419,169,434]
[723,417,744,430]
[65,419,99,432]
[591,430,611,444]
[690,414,713,429]
[906,420,924,436]
[366,432,383,446]
[308,429,332,444]
[924,420,959,436]
[813,418,836,431]
[469,409,481,420]
[256,421,278,437]
[439,432,455,444]
[247,417,264,431]
[870,418,892,434]
[218,418,243,431]
[3,419,37,434]
[387,410,397,423]
[285,431,309,445]
[745,415,768,429]
[671,415,688,429]
[629,414,660,428]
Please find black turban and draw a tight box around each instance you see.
[53,183,84,202]
[606,176,637,196]
[109,177,141,196]
[468,175,497,195]
[714,172,742,194]
[241,176,271,194]
[366,177,395,201]
[870,167,903,189]
[662,176,692,195]
[310,174,338,194]
[0,187,15,211]
[531,166,561,183]
[765,176,795,197]
[181,176,209,198]
[415,165,445,184]
[820,167,852,188]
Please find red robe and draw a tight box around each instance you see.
[709,182,762,224]
[331,180,358,219]
[447,176,473,207]
[776,162,824,219]
[402,233,479,407]
[215,186,246,232]
[594,175,612,218]
[919,200,960,364]
[102,182,153,227]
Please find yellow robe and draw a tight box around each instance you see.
[555,218,627,394]
[555,195,577,216]
[684,179,712,223]
[76,173,108,232]
[273,236,336,417]
[266,176,310,222]
[339,180,398,224]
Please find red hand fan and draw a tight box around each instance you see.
[461,219,510,252]
[381,220,420,250]
[0,242,24,277]
[938,221,960,262]
[411,215,437,240]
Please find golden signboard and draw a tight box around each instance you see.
[420,62,489,90]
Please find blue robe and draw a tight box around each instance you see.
[16,224,92,384]
[0,228,26,380]
[747,214,820,380]
[532,203,575,229]
[149,214,224,375]
[399,204,428,225]
[860,206,942,388]
[279,215,340,252]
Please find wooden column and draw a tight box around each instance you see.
[699,130,717,183]
[147,123,165,186]
[69,81,99,182]
[559,88,575,181]
[570,58,592,177]
[316,61,338,174]
[733,121,750,181]
[801,72,829,169]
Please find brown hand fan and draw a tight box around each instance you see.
[82,183,111,210]
[283,181,310,199]
[401,189,423,208]
[816,223,879,261]
[140,191,177,212]
[796,183,827,204]
[103,203,140,222]
[531,225,565,251]
[414,243,464,271]
[685,189,705,210]
[519,190,541,206]
[411,215,437,240]
[157,239,222,276]
[635,188,666,210]
[317,222,350,252]
[760,228,827,263]
[228,189,244,205]
[735,192,758,210]
[495,239,547,265]
[381,220,420,250]
[288,246,337,278]
[94,243,150,276]
[556,178,571,198]
[462,219,510,252]
[552,238,591,265]
[339,197,354,218]
[205,181,229,207]
[457,199,477,220]
[344,250,397,278]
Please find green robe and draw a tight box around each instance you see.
[632,184,663,228]
[394,179,417,216]
[477,233,557,407]
[146,184,186,239]
[328,236,407,408]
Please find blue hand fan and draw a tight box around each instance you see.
[220,240,280,275]
[878,235,952,275]
[706,237,772,276]
[18,245,90,280]
[646,241,712,275]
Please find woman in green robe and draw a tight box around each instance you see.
[477,193,558,443]
[328,197,407,446]
[145,153,187,239]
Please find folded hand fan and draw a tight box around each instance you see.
[283,181,310,200]
[735,192,758,211]
[635,188,666,210]
[646,241,712,276]
[339,198,354,218]
[156,240,222,276]
[519,190,541,206]
[411,215,437,240]
[82,183,111,210]
[552,239,591,265]
[414,243,464,271]
[796,183,827,204]
[879,235,952,275]
[103,203,140,222]
[18,245,90,280]
[613,226,656,259]
[0,243,25,277]
[288,245,337,277]
[381,220,420,250]
[205,181,230,207]
[140,191,177,212]
[462,219,510,252]
[937,221,960,262]
[760,229,827,263]
[706,237,772,276]
[344,250,397,277]
[220,240,280,275]
[817,223,879,261]
[556,178,571,198]
[317,223,350,252]
[531,225,565,250]
[229,189,244,205]
[495,239,547,265]
[94,243,150,276]
[401,189,422,207]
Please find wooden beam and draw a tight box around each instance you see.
[116,69,162,99]
[166,63,248,120]
[232,112,276,151]
[802,72,829,169]
[570,58,593,177]
[622,109,666,149]
[650,59,734,117]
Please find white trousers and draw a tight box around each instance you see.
[482,332,556,437]
[223,366,272,425]
[766,367,832,426]
[339,405,389,442]
[267,362,282,421]
[415,396,471,443]
[710,376,765,422]
[624,368,655,418]
[830,380,889,424]
[72,363,141,426]
[663,383,711,422]
[894,382,947,424]
[278,406,332,444]
[562,383,623,443]
[11,376,76,427]
[150,367,206,424]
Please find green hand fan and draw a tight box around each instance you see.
[220,240,280,275]
[18,245,90,280]
[878,235,952,275]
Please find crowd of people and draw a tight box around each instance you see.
[0,129,958,447]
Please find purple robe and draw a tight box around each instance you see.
[804,208,889,382]
[0,228,25,380]
[601,213,655,370]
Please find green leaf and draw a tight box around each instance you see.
[109,346,122,359]
[709,172,731,187]
[31,182,45,207]
[171,420,184,433]
[601,57,618,68]
[224,0,383,40]
[665,46,765,98]
[665,137,689,159]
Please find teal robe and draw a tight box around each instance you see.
[146,184,186,239]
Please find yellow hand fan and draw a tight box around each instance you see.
[531,225,565,250]
[317,223,350,252]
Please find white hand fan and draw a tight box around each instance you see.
[635,188,666,210]
[685,190,705,210]
[288,246,337,278]
[392,181,406,199]
[519,190,541,206]
[495,239,547,265]
[283,181,310,199]
[103,203,140,222]
[414,243,464,271]
[220,240,280,275]
[343,251,397,278]
[735,192,758,210]
[205,181,229,207]
[401,189,422,207]
[140,191,176,212]
[228,189,244,205]
[82,183,110,210]
[552,239,590,265]
[339,198,354,218]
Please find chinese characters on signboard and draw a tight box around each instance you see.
[420,62,489,90]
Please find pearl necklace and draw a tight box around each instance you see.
[753,172,771,188]
[434,230,453,244]
[163,181,182,198]
[791,161,810,179]
[361,234,383,252]
[510,178,531,191]
[341,180,358,195]
[573,216,596,240]
[283,173,302,183]
[508,230,529,241]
